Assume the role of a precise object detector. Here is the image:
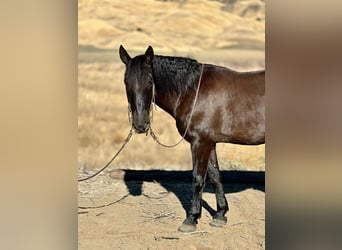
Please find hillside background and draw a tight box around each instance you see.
[78,0,265,172]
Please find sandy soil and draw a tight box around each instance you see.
[78,0,265,249]
[78,172,264,250]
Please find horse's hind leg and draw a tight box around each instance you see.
[207,146,229,227]
[178,139,211,233]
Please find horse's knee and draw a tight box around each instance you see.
[193,175,205,190]
[193,174,204,184]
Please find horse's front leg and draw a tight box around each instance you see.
[178,139,212,233]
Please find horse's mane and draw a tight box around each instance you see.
[152,55,201,95]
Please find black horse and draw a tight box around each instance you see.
[119,45,265,232]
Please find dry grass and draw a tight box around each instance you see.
[78,52,265,172]
[78,0,265,172]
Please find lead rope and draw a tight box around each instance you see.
[78,102,135,181]
[149,64,204,148]
[78,105,133,182]
[78,127,133,182]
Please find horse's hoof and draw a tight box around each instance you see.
[178,223,196,233]
[209,218,227,227]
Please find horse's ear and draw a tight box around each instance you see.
[145,45,154,65]
[119,45,131,65]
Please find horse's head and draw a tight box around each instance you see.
[119,45,154,134]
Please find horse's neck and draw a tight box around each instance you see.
[154,90,178,119]
[151,56,200,118]
[152,65,179,118]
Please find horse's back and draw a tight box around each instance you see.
[203,64,264,95]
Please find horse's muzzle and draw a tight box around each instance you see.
[132,121,150,134]
[132,111,150,134]
[133,119,150,134]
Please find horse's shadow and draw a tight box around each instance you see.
[122,170,264,217]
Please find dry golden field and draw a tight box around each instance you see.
[79,1,265,249]
[78,0,265,172]
[78,53,265,172]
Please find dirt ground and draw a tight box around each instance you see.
[78,171,264,250]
